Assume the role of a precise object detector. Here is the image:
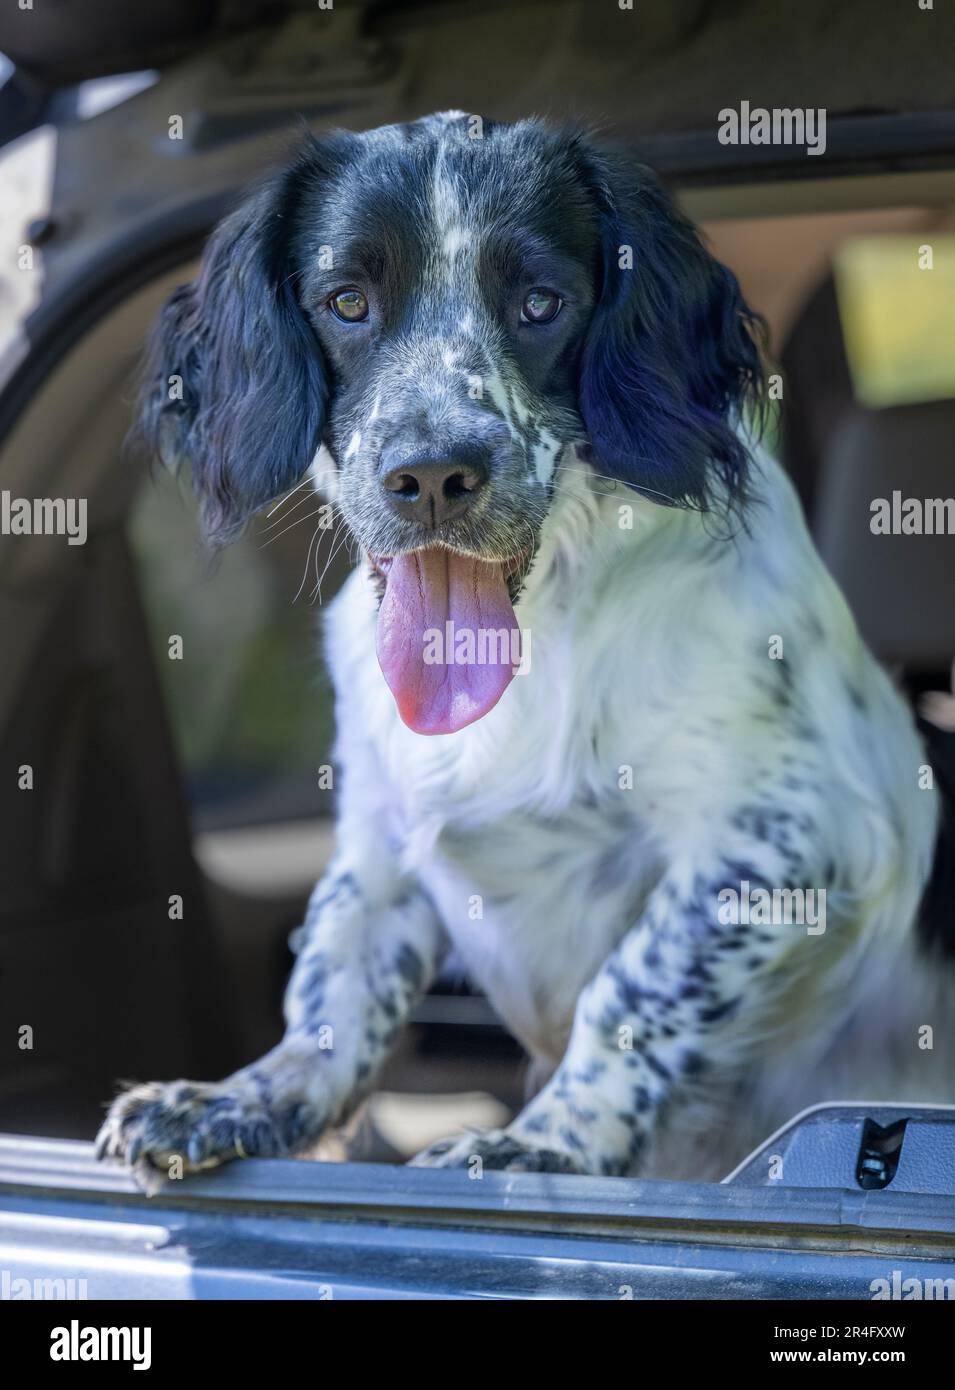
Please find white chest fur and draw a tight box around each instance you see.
[411,787,661,1061]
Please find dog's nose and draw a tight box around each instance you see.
[380,454,488,527]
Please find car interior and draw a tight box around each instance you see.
[1,0,954,1190]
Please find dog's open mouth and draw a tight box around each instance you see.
[372,546,532,736]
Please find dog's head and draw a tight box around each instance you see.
[140,112,762,734]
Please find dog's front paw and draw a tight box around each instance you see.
[409,1128,585,1174]
[95,1078,291,1193]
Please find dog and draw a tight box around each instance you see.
[97,111,951,1187]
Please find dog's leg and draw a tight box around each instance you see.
[412,844,818,1175]
[97,856,446,1189]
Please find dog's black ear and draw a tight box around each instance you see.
[577,147,764,516]
[137,150,329,543]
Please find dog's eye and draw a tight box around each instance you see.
[329,288,369,323]
[520,288,562,324]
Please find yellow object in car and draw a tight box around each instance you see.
[834,234,955,409]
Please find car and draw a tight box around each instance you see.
[1,0,953,1305]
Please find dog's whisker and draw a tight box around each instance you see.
[257,505,328,550]
[265,473,314,518]
[300,517,342,606]
[261,486,326,532]
[292,521,324,604]
[310,518,347,604]
[314,530,352,604]
[311,519,352,604]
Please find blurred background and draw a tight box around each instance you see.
[0,0,953,1166]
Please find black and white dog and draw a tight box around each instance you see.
[98,112,950,1186]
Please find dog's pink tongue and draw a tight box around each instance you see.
[376,549,518,735]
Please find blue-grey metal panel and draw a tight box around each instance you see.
[2,1132,955,1300]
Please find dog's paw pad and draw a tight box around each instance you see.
[409,1128,584,1174]
[95,1078,286,1190]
